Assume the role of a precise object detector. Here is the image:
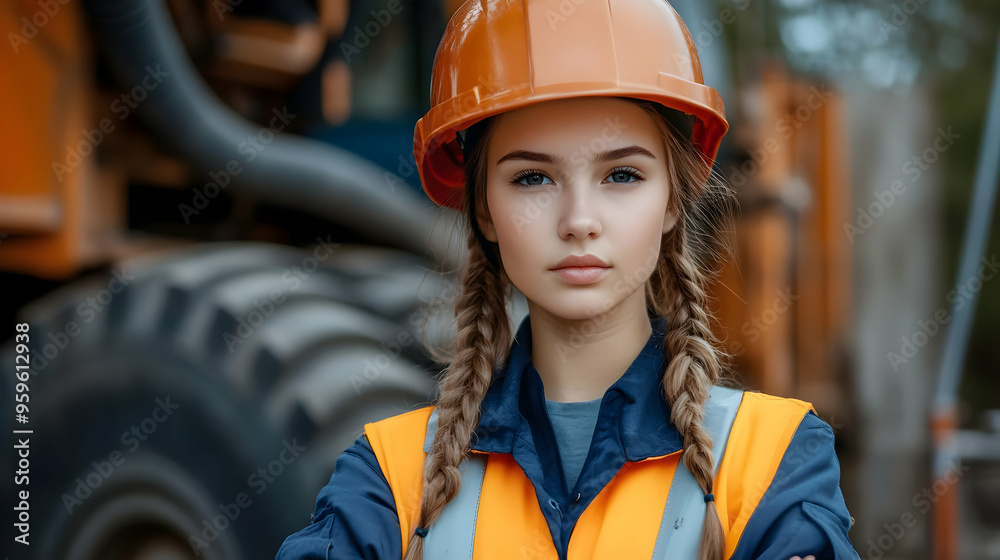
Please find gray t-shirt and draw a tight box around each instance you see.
[543,396,603,493]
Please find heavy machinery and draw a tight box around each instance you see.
[1,0,456,557]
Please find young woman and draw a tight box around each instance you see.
[277,0,859,558]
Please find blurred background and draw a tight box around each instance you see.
[0,0,997,558]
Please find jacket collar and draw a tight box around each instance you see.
[472,314,683,462]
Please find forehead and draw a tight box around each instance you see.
[487,97,664,163]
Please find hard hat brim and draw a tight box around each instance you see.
[414,81,727,211]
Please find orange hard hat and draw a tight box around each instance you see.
[413,0,729,211]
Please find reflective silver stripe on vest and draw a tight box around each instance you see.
[421,385,745,559]
[651,385,744,558]
[422,408,486,560]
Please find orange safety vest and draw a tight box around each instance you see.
[364,388,816,559]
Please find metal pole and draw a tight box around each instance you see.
[931,33,1000,560]
[933,34,1000,416]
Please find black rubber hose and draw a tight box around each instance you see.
[80,0,458,263]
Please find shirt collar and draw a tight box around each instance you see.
[472,314,683,461]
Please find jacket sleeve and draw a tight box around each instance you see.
[275,433,402,560]
[729,410,861,560]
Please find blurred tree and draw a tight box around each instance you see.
[723,0,1000,422]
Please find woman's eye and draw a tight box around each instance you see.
[511,170,553,188]
[606,167,644,184]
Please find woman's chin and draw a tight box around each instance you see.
[527,298,624,325]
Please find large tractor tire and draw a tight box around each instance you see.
[1,242,446,559]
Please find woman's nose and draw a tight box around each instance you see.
[557,182,602,240]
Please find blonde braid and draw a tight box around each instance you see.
[638,99,736,560]
[657,231,727,560]
[404,119,512,560]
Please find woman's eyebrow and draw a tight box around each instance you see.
[496,150,562,165]
[496,145,656,166]
[594,145,657,162]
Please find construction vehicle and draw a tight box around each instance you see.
[1,1,456,557]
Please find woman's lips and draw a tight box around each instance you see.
[551,266,610,285]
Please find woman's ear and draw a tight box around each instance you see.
[476,201,498,243]
[662,206,679,235]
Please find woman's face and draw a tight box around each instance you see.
[480,97,678,323]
